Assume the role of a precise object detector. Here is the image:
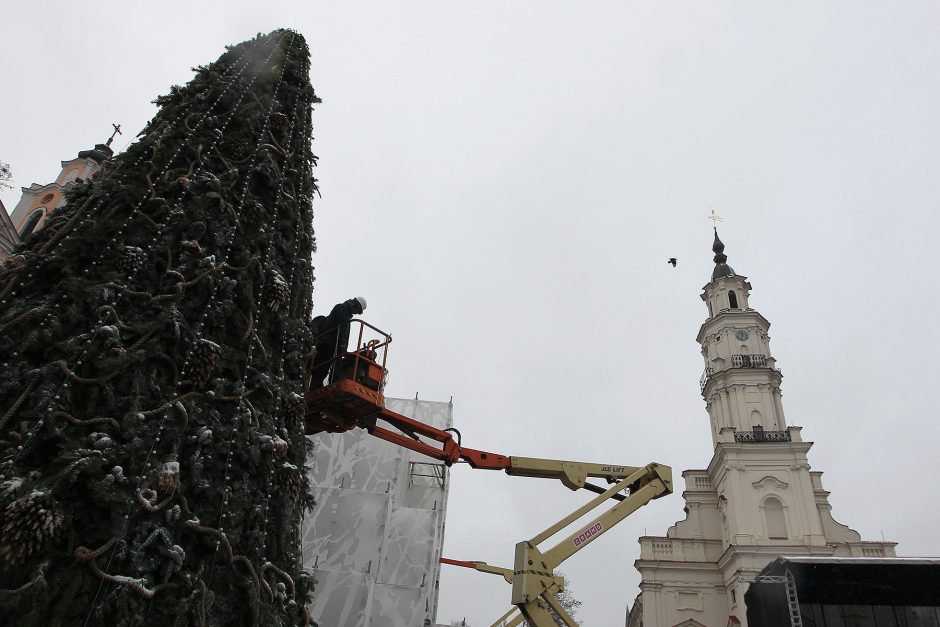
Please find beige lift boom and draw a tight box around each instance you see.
[305,319,673,626]
[445,459,672,626]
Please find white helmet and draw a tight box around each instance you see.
[354,296,368,312]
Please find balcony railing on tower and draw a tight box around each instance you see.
[732,354,767,368]
[699,367,714,393]
[701,354,775,392]
[734,429,791,443]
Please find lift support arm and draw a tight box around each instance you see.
[444,463,672,627]
[359,406,673,627]
[364,407,511,469]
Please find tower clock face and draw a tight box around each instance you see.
[735,329,749,341]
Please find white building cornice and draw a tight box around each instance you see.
[696,311,771,344]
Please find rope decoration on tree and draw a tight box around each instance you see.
[52,411,120,431]
[74,537,172,599]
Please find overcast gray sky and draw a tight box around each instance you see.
[3,2,940,625]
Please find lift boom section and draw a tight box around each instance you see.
[305,319,673,627]
[443,460,671,626]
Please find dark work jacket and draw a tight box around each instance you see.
[308,300,360,388]
[316,300,358,364]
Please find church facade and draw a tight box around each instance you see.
[3,134,116,247]
[627,232,896,627]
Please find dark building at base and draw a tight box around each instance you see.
[746,556,940,627]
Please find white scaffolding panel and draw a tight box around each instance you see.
[303,398,453,627]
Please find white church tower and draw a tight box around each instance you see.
[627,230,897,627]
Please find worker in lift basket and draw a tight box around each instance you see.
[308,296,368,389]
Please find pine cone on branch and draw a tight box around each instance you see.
[242,200,265,227]
[224,140,250,161]
[285,392,305,429]
[0,492,63,568]
[155,454,181,500]
[190,339,221,387]
[276,464,303,506]
[118,246,146,275]
[266,271,289,312]
[272,435,288,459]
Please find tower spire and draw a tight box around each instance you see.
[710,227,736,280]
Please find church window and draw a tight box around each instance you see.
[728,290,739,308]
[20,210,43,238]
[763,496,787,539]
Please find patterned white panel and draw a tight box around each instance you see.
[377,508,438,586]
[387,398,453,432]
[369,584,428,627]
[304,489,390,574]
[308,570,373,627]
[396,399,453,623]
[310,431,355,487]
[311,429,403,493]
[304,398,453,626]
[351,437,406,494]
[406,483,442,511]
[406,462,447,511]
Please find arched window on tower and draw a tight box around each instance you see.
[20,210,44,238]
[763,496,787,539]
[728,290,739,309]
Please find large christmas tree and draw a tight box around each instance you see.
[0,30,318,626]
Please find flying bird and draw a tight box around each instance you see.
[668,258,677,267]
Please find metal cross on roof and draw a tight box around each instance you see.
[708,209,723,227]
[106,123,122,146]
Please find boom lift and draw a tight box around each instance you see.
[306,320,673,627]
